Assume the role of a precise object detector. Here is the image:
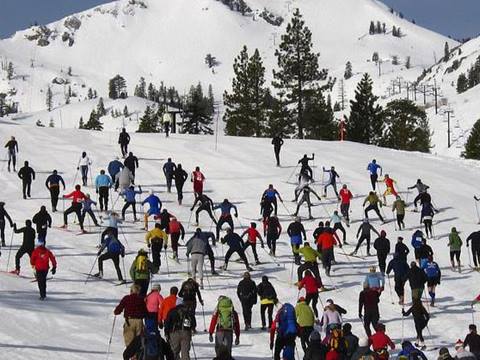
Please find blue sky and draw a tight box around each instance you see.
[0,0,478,40]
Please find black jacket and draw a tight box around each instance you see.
[237,278,258,305]
[418,244,433,259]
[374,236,390,254]
[395,242,410,260]
[464,333,480,355]
[0,206,13,225]
[408,265,427,289]
[271,136,284,149]
[14,225,36,250]
[173,168,188,186]
[124,155,138,172]
[118,131,130,144]
[257,280,277,302]
[18,166,35,182]
[287,222,306,239]
[164,305,196,335]
[32,210,52,233]
[179,280,203,303]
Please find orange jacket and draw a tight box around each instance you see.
[159,294,177,323]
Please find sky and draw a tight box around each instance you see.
[0,0,478,40]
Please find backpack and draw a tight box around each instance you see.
[278,303,297,336]
[424,262,439,278]
[143,318,160,360]
[136,255,148,273]
[107,237,122,254]
[217,296,234,330]
[329,328,344,352]
[182,280,195,298]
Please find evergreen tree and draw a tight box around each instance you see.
[93,90,98,99]
[344,61,353,79]
[405,56,411,69]
[444,42,450,62]
[49,118,55,128]
[79,116,84,129]
[382,23,386,33]
[183,83,214,135]
[108,75,127,99]
[265,91,293,137]
[123,105,129,118]
[97,97,106,116]
[303,87,336,140]
[273,8,322,138]
[65,89,70,105]
[46,86,53,112]
[134,77,147,98]
[372,52,379,63]
[392,26,397,37]
[462,119,480,159]
[369,21,375,35]
[137,105,159,133]
[392,55,399,65]
[457,73,468,93]
[87,88,94,100]
[347,73,383,145]
[207,84,215,115]
[147,83,157,102]
[84,109,103,131]
[380,99,430,152]
[7,62,14,80]
[67,66,72,76]
[376,21,382,34]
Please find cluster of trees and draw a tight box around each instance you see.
[369,21,386,35]
[79,98,106,130]
[456,55,480,94]
[392,26,402,37]
[463,119,480,160]
[215,0,250,15]
[134,77,183,109]
[108,75,128,100]
[0,93,18,117]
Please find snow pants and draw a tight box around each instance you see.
[169,330,191,360]
[49,186,60,211]
[215,330,233,359]
[123,318,143,347]
[36,270,48,299]
[274,334,296,360]
[98,252,123,281]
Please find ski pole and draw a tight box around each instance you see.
[202,304,207,332]
[472,305,476,326]
[191,338,198,360]
[187,256,191,276]
[203,260,211,290]
[320,201,331,217]
[286,163,299,184]
[261,246,281,267]
[401,305,405,343]
[290,259,295,285]
[85,255,99,284]
[105,315,117,360]
[164,247,170,277]
[121,256,127,288]
[387,275,394,305]
[281,201,292,216]
[5,230,14,271]
[475,199,480,224]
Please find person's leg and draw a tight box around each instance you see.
[354,236,365,253]
[171,233,180,258]
[0,219,5,245]
[366,236,372,255]
[216,217,226,240]
[260,304,267,328]
[252,243,259,262]
[223,248,234,268]
[112,254,123,281]
[37,270,48,299]
[22,181,27,199]
[152,241,162,270]
[98,253,109,274]
[15,246,27,271]
[237,249,251,269]
[374,206,384,221]
[121,202,130,219]
[267,304,274,328]
[87,209,99,225]
[311,293,319,318]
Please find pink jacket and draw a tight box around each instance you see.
[145,290,164,313]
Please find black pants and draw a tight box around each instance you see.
[216,216,234,240]
[175,181,185,203]
[80,165,88,186]
[99,252,123,281]
[64,203,83,229]
[196,205,216,224]
[274,147,281,166]
[22,180,31,198]
[324,182,338,197]
[394,277,405,297]
[171,232,180,257]
[265,198,278,216]
[414,319,426,342]
[120,143,128,157]
[333,223,346,243]
[102,227,119,240]
[266,233,278,255]
[299,326,313,352]
[165,174,173,192]
[7,151,16,170]
[274,334,296,360]
[244,242,259,262]
[135,279,150,297]
[370,174,378,190]
[321,248,334,275]
[396,214,405,229]
[99,187,109,211]
[15,246,33,271]
[224,248,250,269]
[0,219,5,244]
[424,220,433,238]
[36,270,48,298]
[340,203,350,221]
[297,261,321,282]
[306,292,319,317]
[260,303,274,328]
[151,240,163,270]
[122,201,137,220]
[473,247,480,267]
[363,311,379,337]
[241,301,254,327]
[365,204,383,221]
[354,235,371,254]
[82,209,99,226]
[37,229,47,244]
[49,186,60,211]
[377,251,388,274]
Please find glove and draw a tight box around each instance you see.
[235,213,238,218]
[200,300,204,306]
[97,251,101,256]
[164,245,168,250]
[401,309,405,315]
[158,321,164,329]
[77,167,79,170]
[270,341,274,350]
[96,190,99,194]
[209,334,213,343]
[121,252,125,258]
[235,337,240,346]
[147,243,151,248]
[51,267,56,275]
[190,207,194,211]
[261,244,265,249]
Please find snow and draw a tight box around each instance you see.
[0,122,478,359]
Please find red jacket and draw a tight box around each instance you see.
[192,171,205,184]
[64,190,86,203]
[316,232,338,251]
[339,189,353,205]
[369,331,395,351]
[385,178,395,189]
[208,310,240,338]
[114,293,147,319]
[30,246,56,271]
[246,228,261,244]
[159,294,178,322]
[298,274,320,294]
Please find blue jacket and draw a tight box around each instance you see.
[214,202,237,217]
[411,230,424,249]
[82,198,96,211]
[363,273,385,288]
[121,188,142,203]
[163,161,176,175]
[108,160,124,177]
[100,236,125,255]
[367,162,381,175]
[398,342,428,360]
[221,232,244,251]
[386,257,410,280]
[142,194,162,213]
[95,174,112,189]
[45,174,65,188]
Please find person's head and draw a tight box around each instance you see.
[297,296,305,303]
[24,160,29,166]
[380,230,386,237]
[251,222,256,229]
[82,151,86,157]
[303,154,307,158]
[401,341,414,351]
[470,324,477,334]
[100,170,105,175]
[130,284,141,294]
[363,218,369,223]
[129,152,133,157]
[138,248,147,256]
[11,136,15,140]
[75,184,81,191]
[154,223,161,229]
[372,159,376,164]
[152,284,161,292]
[243,272,251,279]
[129,185,134,190]
[318,221,324,227]
[0,202,4,208]
[342,323,352,335]
[195,227,201,235]
[369,191,374,196]
[36,237,45,247]
[369,266,376,273]
[86,194,91,199]
[438,347,452,360]
[385,174,389,178]
[168,157,171,162]
[262,275,269,282]
[325,221,330,227]
[177,164,182,169]
[195,166,200,171]
[295,216,301,222]
[40,205,46,212]
[225,226,232,233]
[396,195,401,200]
[376,323,385,332]
[417,179,422,183]
[268,184,273,189]
[162,209,168,214]
[333,210,339,216]
[397,236,404,243]
[342,184,347,189]
[53,169,58,175]
[304,270,312,277]
[170,286,179,295]
[223,198,228,203]
[149,189,154,195]
[26,219,32,227]
[304,242,310,248]
[326,299,334,306]
[122,127,126,132]
[451,227,457,233]
[411,261,418,268]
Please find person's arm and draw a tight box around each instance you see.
[47,214,52,227]
[240,230,248,239]
[196,286,204,305]
[358,292,364,318]
[257,230,264,246]
[356,225,361,238]
[113,298,125,315]
[4,210,13,227]
[180,224,185,239]
[190,197,199,210]
[371,225,380,236]
[301,225,306,240]
[208,311,218,335]
[63,191,74,199]
[135,157,139,168]
[232,203,238,216]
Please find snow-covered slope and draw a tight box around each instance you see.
[0,122,478,360]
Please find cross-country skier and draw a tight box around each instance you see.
[77,152,91,187]
[179,277,204,316]
[241,222,264,265]
[398,341,428,359]
[120,185,142,222]
[351,219,380,256]
[422,255,441,306]
[95,170,112,212]
[463,324,480,359]
[271,135,284,167]
[145,284,163,326]
[5,136,18,172]
[418,238,434,267]
[380,174,398,205]
[185,229,209,288]
[358,283,381,337]
[61,185,86,232]
[118,128,130,157]
[164,300,196,359]
[395,236,410,262]
[339,184,353,224]
[260,199,274,231]
[373,230,390,275]
[159,286,178,328]
[214,199,238,240]
[130,248,154,296]
[413,189,436,212]
[363,266,385,293]
[32,206,52,243]
[236,272,257,331]
[343,323,359,359]
[270,303,298,360]
[142,190,162,231]
[408,179,429,195]
[407,261,427,301]
[367,159,382,191]
[420,201,435,238]
[298,154,315,181]
[18,160,35,199]
[168,217,185,261]
[265,215,281,257]
[316,229,341,276]
[297,270,322,317]
[124,152,139,182]
[156,209,173,233]
[0,202,13,246]
[295,242,322,281]
[191,166,205,198]
[392,195,406,230]
[262,184,284,216]
[466,230,480,270]
[11,220,35,275]
[102,211,122,240]
[81,194,100,227]
[331,210,347,244]
[173,164,188,205]
[208,296,241,359]
[402,299,430,350]
[145,223,168,272]
[369,323,395,358]
[295,297,315,352]
[322,166,340,198]
[257,275,277,330]
[45,170,65,212]
[162,158,176,193]
[95,229,125,283]
[188,229,218,275]
[293,185,322,219]
[363,192,385,222]
[287,217,307,265]
[221,227,253,271]
[386,253,410,305]
[30,238,56,300]
[191,193,217,226]
[448,227,463,271]
[319,303,342,335]
[108,157,124,191]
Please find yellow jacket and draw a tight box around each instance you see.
[145,228,168,246]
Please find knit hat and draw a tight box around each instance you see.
[298,297,306,303]
[455,339,464,349]
[438,347,451,360]
[152,284,161,291]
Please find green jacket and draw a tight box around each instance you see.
[448,231,462,251]
[364,193,381,207]
[129,254,153,281]
[294,246,321,262]
[295,301,315,327]
[392,200,406,215]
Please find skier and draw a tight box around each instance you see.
[408,179,429,195]
[316,228,342,276]
[322,166,340,198]
[214,199,238,240]
[407,261,427,301]
[168,217,185,261]
[185,229,209,288]
[260,199,274,230]
[392,195,406,230]
[352,219,380,256]
[191,193,217,227]
[208,296,241,360]
[30,238,56,300]
[130,248,154,296]
[366,159,382,191]
[164,300,196,360]
[448,227,463,271]
[454,341,477,360]
[339,184,353,224]
[179,277,204,316]
[398,341,428,360]
[368,323,395,358]
[295,242,322,281]
[422,255,441,306]
[411,230,425,262]
[81,194,100,226]
[142,190,162,230]
[4,136,18,172]
[124,152,139,182]
[102,211,122,240]
[304,331,328,359]
[262,184,284,216]
[395,236,410,262]
[257,275,278,330]
[386,253,410,305]
[271,135,284,167]
[146,284,164,325]
[418,238,434,267]
[95,170,112,212]
[113,284,147,347]
[190,229,218,275]
[295,297,315,352]
[173,164,188,205]
[420,201,435,238]
[319,302,343,335]
[95,229,125,283]
[18,160,35,199]
[45,170,65,212]
[294,184,322,219]
[108,157,124,191]
[77,152,91,187]
[358,283,381,337]
[0,202,14,246]
[373,230,390,274]
[330,210,347,244]
[463,324,480,359]
[32,206,52,243]
[162,158,176,193]
[221,227,253,271]
[297,270,322,317]
[191,166,205,198]
[145,223,168,272]
[363,266,385,293]
[159,286,179,328]
[413,189,436,213]
[236,272,257,330]
[343,323,360,359]
[270,303,298,360]
[466,230,480,270]
[380,174,398,205]
[164,118,170,137]
[118,128,130,157]
[120,185,142,222]
[62,185,86,232]
[287,217,307,265]
[402,299,430,350]
[241,222,264,265]
[11,220,35,275]
[115,167,133,199]
[298,154,315,181]
[265,215,281,256]
[363,192,385,222]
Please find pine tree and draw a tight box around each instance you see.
[392,55,399,65]
[382,23,386,33]
[97,97,106,116]
[457,73,468,93]
[392,26,397,37]
[137,105,159,133]
[67,66,72,76]
[49,118,55,127]
[84,109,103,131]
[134,77,147,98]
[303,87,336,140]
[344,61,353,79]
[273,8,322,139]
[372,52,379,63]
[88,88,94,100]
[347,73,383,145]
[369,21,375,35]
[380,99,430,152]
[265,91,293,137]
[207,84,215,116]
[147,83,157,102]
[109,75,127,99]
[375,21,382,34]
[79,116,85,129]
[462,119,480,159]
[46,86,53,112]
[7,62,14,80]
[444,42,450,62]
[183,83,214,135]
